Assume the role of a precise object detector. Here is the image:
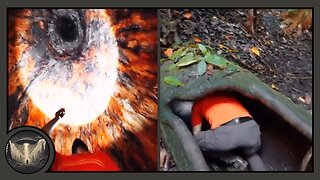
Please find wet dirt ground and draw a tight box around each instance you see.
[160,9,312,111]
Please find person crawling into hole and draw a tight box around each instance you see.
[42,108,120,171]
[187,92,266,171]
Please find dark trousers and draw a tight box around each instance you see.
[194,120,266,171]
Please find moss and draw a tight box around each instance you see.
[160,57,312,171]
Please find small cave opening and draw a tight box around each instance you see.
[55,16,78,42]
[168,90,312,171]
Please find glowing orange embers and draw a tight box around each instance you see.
[8,9,158,170]
[28,12,118,127]
[9,9,119,127]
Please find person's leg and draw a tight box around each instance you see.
[239,120,266,171]
[194,125,244,161]
[245,153,265,171]
[194,126,249,171]
[194,130,216,154]
[195,120,266,171]
[194,126,237,154]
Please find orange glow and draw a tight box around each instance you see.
[8,9,157,171]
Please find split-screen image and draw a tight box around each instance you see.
[6,8,312,172]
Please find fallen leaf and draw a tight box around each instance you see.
[38,20,45,29]
[219,44,227,50]
[207,64,214,75]
[197,55,204,61]
[298,96,306,103]
[297,28,303,36]
[183,12,193,19]
[207,64,214,71]
[226,63,238,73]
[176,52,198,67]
[198,60,207,75]
[204,44,214,51]
[224,34,233,40]
[293,29,302,38]
[164,48,173,57]
[169,47,188,60]
[231,54,238,59]
[281,9,312,33]
[164,76,183,87]
[160,58,167,63]
[197,44,207,55]
[194,37,202,43]
[204,53,227,69]
[305,95,311,105]
[219,43,236,53]
[280,23,288,29]
[251,46,260,57]
[271,84,279,90]
[264,40,273,46]
[230,48,239,53]
[168,63,176,71]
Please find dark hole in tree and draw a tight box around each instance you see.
[169,90,312,171]
[55,16,78,42]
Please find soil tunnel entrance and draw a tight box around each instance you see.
[168,90,312,171]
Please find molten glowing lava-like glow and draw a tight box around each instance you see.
[27,67,118,127]
[9,9,158,170]
[17,10,120,126]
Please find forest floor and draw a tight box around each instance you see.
[159,9,313,171]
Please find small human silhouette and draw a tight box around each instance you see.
[43,108,120,171]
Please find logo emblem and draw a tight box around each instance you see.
[5,127,54,174]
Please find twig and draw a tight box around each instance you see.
[231,58,259,73]
[287,76,312,80]
[163,151,171,171]
[214,9,221,17]
[167,9,172,19]
[160,148,166,169]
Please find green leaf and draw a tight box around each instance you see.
[171,42,182,49]
[198,60,207,75]
[176,52,198,67]
[226,63,238,73]
[164,76,183,87]
[197,44,207,55]
[168,63,177,71]
[198,56,205,62]
[204,53,227,69]
[205,45,214,51]
[180,48,188,57]
[160,58,167,63]
[169,47,187,60]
